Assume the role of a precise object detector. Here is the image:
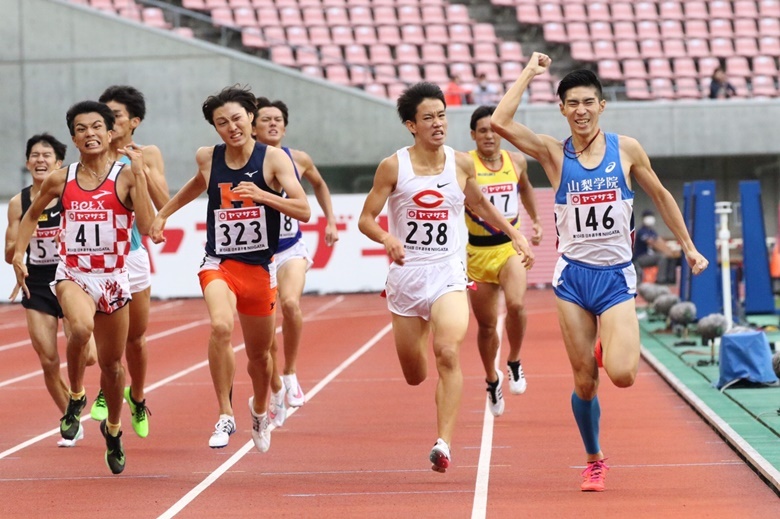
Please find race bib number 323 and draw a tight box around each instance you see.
[214,207,269,254]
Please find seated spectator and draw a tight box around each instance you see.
[444,76,471,106]
[709,67,737,99]
[634,209,681,284]
[470,73,501,105]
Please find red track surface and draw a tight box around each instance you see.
[0,291,777,518]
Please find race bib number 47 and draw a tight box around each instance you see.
[215,207,269,254]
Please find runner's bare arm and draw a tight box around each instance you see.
[4,194,22,265]
[358,156,405,265]
[293,149,339,245]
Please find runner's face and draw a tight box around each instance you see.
[105,100,139,142]
[471,116,501,157]
[72,112,112,156]
[409,98,446,146]
[26,142,62,182]
[212,102,254,148]
[560,86,604,137]
[254,107,286,147]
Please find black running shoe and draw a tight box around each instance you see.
[100,420,126,475]
[60,395,87,440]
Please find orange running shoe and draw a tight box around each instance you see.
[580,459,609,491]
[594,338,603,368]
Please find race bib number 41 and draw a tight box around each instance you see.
[64,210,115,254]
[215,206,269,255]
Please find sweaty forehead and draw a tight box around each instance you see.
[416,98,445,117]
[74,112,106,126]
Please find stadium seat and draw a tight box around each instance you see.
[363,83,388,98]
[119,7,142,21]
[728,76,750,97]
[295,45,320,67]
[709,0,734,19]
[735,37,759,57]
[570,40,594,61]
[663,39,687,58]
[598,59,623,81]
[501,61,524,82]
[226,0,250,6]
[759,36,780,57]
[377,25,401,45]
[750,75,778,97]
[242,27,265,47]
[368,44,394,65]
[319,44,344,65]
[734,18,758,38]
[173,27,195,38]
[622,58,648,79]
[421,43,447,64]
[387,83,407,100]
[322,0,346,7]
[354,25,376,45]
[454,23,479,43]
[683,20,709,39]
[562,3,587,22]
[300,65,323,79]
[682,2,708,20]
[593,40,616,60]
[424,63,449,83]
[613,21,637,41]
[286,26,309,46]
[539,3,564,23]
[425,25,449,45]
[373,64,399,84]
[182,0,207,9]
[709,19,733,39]
[499,41,525,63]
[279,6,303,27]
[636,21,660,40]
[449,61,475,83]
[331,26,354,45]
[648,57,673,78]
[256,7,279,27]
[589,22,612,41]
[686,38,710,59]
[725,56,751,76]
[475,62,501,82]
[758,0,780,17]
[204,0,228,7]
[373,7,398,26]
[326,6,349,25]
[587,3,610,22]
[262,25,286,46]
[529,79,558,103]
[445,4,471,24]
[672,57,698,78]
[397,63,423,83]
[625,79,651,100]
[211,8,235,27]
[325,64,351,86]
[400,25,425,45]
[734,0,760,18]
[710,37,735,58]
[397,6,421,25]
[349,65,373,86]
[752,55,779,76]
[610,3,635,22]
[232,6,257,27]
[421,6,445,25]
[660,20,683,40]
[516,4,541,25]
[394,43,421,65]
[451,42,477,63]
[758,18,780,38]
[270,45,296,67]
[344,43,369,65]
[544,22,568,43]
[650,78,675,99]
[675,77,703,99]
[656,1,681,21]
[348,6,372,25]
[616,39,640,59]
[308,25,332,45]
[697,56,722,78]
[141,7,170,28]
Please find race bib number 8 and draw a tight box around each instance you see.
[29,227,60,266]
[567,190,619,240]
[64,210,115,254]
[215,207,268,254]
[279,214,299,240]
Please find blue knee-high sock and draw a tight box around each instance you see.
[571,392,601,455]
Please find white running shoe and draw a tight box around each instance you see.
[429,438,451,473]
[57,423,84,448]
[269,385,287,428]
[486,370,505,417]
[282,373,305,407]
[507,360,528,395]
[248,397,271,453]
[208,415,236,449]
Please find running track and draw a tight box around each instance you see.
[0,291,777,518]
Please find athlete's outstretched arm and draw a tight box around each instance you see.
[141,145,170,210]
[4,194,22,265]
[120,143,155,236]
[358,156,405,265]
[513,152,543,245]
[294,149,339,246]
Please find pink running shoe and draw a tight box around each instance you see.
[594,339,603,368]
[429,438,451,473]
[580,459,609,491]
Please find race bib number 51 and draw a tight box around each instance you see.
[215,207,268,254]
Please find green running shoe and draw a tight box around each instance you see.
[60,395,87,440]
[90,390,108,421]
[124,387,150,438]
[100,420,125,475]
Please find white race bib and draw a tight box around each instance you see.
[403,208,454,254]
[481,182,518,219]
[64,209,115,254]
[567,190,622,241]
[279,214,299,240]
[29,227,60,266]
[214,207,269,254]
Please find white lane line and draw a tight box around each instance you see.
[0,296,345,460]
[157,321,393,519]
[471,313,505,519]
[0,320,210,388]
[0,333,63,353]
[287,490,472,497]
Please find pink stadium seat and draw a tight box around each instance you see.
[319,44,344,65]
[374,65,399,84]
[120,7,142,21]
[570,41,594,61]
[697,56,721,78]
[232,7,256,27]
[734,18,758,38]
[475,62,501,82]
[610,3,634,22]
[499,41,524,63]
[349,65,373,86]
[539,3,564,23]
[625,79,651,100]
[270,45,296,67]
[710,37,735,58]
[426,25,450,44]
[616,39,640,59]
[636,21,660,40]
[501,61,524,82]
[255,7,279,27]
[709,19,733,39]
[544,22,568,43]
[445,4,471,24]
[675,77,702,99]
[735,37,759,57]
[364,83,388,98]
[450,42,476,63]
[424,63,450,83]
[295,45,320,67]
[308,25,331,45]
[302,7,326,26]
[349,6,372,25]
[598,59,623,81]
[331,26,354,45]
[587,3,610,22]
[397,63,423,83]
[657,1,682,21]
[387,83,407,100]
[345,0,370,6]
[354,25,377,45]
[593,40,616,60]
[589,22,612,41]
[300,65,323,79]
[141,7,170,28]
[326,6,349,25]
[613,21,637,41]
[373,7,398,26]
[648,57,673,78]
[758,18,780,38]
[322,0,346,7]
[279,7,303,27]
[562,3,587,22]
[211,8,235,27]
[262,25,286,46]
[682,2,708,20]
[400,25,425,45]
[686,38,710,59]
[205,0,228,7]
[727,76,750,97]
[529,80,558,103]
[449,62,475,83]
[397,6,421,25]
[622,58,648,79]
[368,44,394,65]
[241,27,265,48]
[660,20,683,40]
[516,4,541,25]
[226,0,250,6]
[473,24,497,43]
[650,78,675,99]
[450,24,475,44]
[684,20,709,39]
[634,2,659,21]
[182,0,207,9]
[275,0,299,6]
[421,43,447,64]
[286,26,309,46]
[709,0,734,19]
[759,36,780,57]
[751,75,778,97]
[377,25,401,45]
[758,0,780,17]
[173,26,195,38]
[725,56,751,77]
[663,39,687,58]
[325,64,351,86]
[344,43,369,65]
[421,6,445,25]
[672,57,698,78]
[394,43,421,65]
[733,0,760,17]
[371,0,395,6]
[752,55,779,76]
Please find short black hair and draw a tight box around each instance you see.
[25,133,67,161]
[470,105,495,131]
[396,82,446,124]
[99,85,147,121]
[255,96,289,126]
[65,101,115,136]
[202,85,257,126]
[642,209,655,217]
[556,69,603,102]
